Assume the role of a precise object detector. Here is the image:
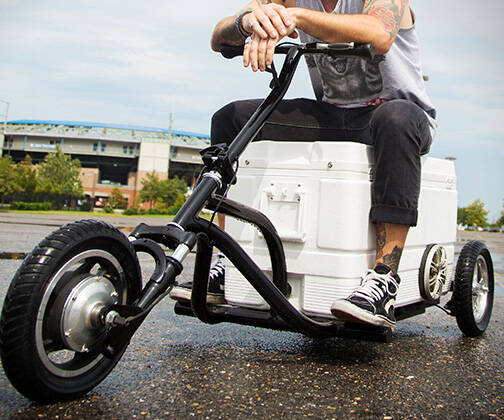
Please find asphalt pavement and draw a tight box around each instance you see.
[0,213,503,419]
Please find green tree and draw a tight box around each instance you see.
[0,155,17,199]
[464,199,489,228]
[171,175,187,195]
[158,179,179,207]
[496,202,504,227]
[140,171,162,208]
[457,207,467,226]
[38,146,83,197]
[14,155,38,195]
[140,172,187,209]
[108,187,127,210]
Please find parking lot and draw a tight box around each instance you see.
[0,213,503,419]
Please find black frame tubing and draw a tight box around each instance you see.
[187,217,341,338]
[134,43,378,336]
[172,45,304,228]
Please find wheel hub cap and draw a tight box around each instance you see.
[61,275,119,352]
[472,255,489,323]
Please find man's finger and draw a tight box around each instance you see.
[264,7,287,36]
[249,36,259,72]
[265,37,277,67]
[243,38,251,68]
[269,3,293,26]
[257,38,268,71]
[243,13,268,39]
[254,9,279,38]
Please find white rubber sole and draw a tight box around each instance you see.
[330,300,396,330]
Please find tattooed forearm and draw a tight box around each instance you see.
[363,0,407,39]
[212,7,252,48]
[219,21,247,45]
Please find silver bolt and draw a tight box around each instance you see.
[64,330,71,337]
[105,310,120,326]
[71,295,77,301]
[81,345,89,353]
[327,162,333,169]
[110,291,119,298]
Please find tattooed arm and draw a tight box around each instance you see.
[289,0,411,54]
[210,0,296,52]
[363,0,411,43]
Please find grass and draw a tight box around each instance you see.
[0,209,213,220]
[0,209,174,218]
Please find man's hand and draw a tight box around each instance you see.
[242,2,297,72]
[242,1,293,40]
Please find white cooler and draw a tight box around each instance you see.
[225,141,457,318]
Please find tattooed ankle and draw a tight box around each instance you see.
[380,245,403,273]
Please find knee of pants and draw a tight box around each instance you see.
[211,102,236,146]
[370,100,425,151]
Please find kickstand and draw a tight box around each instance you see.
[436,299,455,316]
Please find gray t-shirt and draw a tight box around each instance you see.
[296,0,437,133]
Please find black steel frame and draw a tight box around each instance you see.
[103,42,435,353]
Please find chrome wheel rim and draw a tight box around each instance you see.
[423,245,448,301]
[472,255,489,323]
[35,249,126,378]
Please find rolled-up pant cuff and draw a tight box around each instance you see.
[370,205,418,227]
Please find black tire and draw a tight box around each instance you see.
[453,240,494,337]
[0,220,141,402]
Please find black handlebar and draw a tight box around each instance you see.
[220,42,375,60]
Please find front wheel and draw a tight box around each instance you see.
[453,240,494,337]
[0,220,141,402]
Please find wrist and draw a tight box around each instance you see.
[288,7,301,29]
[235,9,253,38]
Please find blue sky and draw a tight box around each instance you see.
[1,0,503,221]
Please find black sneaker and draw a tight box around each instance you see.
[169,254,226,305]
[330,264,400,329]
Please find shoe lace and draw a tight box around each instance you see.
[209,257,225,282]
[350,270,398,306]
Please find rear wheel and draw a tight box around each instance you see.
[0,220,141,402]
[419,244,448,303]
[453,240,494,337]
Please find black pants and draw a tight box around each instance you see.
[211,98,433,226]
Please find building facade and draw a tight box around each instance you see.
[1,120,210,207]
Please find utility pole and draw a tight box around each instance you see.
[167,103,174,178]
[0,99,9,133]
[0,100,9,157]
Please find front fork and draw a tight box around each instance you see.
[131,171,223,310]
[100,173,221,357]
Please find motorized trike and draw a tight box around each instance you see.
[0,42,495,402]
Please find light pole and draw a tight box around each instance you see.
[0,100,9,156]
[0,99,9,133]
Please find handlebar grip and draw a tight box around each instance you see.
[220,45,245,59]
[306,42,376,60]
[346,43,376,60]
